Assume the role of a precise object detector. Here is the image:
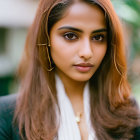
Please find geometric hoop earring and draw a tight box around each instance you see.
[37,43,54,72]
[46,45,54,71]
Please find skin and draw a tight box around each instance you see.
[50,2,107,140]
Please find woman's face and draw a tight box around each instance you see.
[50,2,107,82]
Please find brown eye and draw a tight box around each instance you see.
[63,32,78,40]
[92,34,105,42]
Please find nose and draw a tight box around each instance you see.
[78,39,93,60]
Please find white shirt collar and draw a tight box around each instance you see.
[55,75,96,140]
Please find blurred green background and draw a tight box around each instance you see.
[111,0,140,105]
[0,0,140,104]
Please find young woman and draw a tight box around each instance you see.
[0,0,140,139]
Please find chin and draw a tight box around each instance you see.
[71,73,93,82]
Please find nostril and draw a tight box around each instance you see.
[78,48,93,60]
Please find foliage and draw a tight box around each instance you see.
[111,0,140,59]
[111,0,140,97]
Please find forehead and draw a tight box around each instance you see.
[54,2,106,29]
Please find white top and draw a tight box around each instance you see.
[55,75,96,140]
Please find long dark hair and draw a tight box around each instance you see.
[15,0,140,139]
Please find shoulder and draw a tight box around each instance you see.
[0,94,19,139]
[130,97,140,139]
[0,93,17,117]
[0,93,17,107]
[133,126,140,140]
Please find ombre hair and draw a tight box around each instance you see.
[15,0,140,139]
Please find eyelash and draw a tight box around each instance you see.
[63,32,78,40]
[92,34,105,42]
[63,32,106,42]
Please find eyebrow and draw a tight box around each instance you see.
[58,26,107,33]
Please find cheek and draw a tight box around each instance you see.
[94,46,107,63]
[50,35,64,58]
[50,44,73,67]
[50,35,76,61]
[50,42,72,59]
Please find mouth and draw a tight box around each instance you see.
[73,63,94,72]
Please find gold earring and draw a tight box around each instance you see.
[37,43,54,71]
[46,45,54,71]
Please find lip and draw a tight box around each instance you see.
[74,63,94,72]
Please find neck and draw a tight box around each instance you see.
[57,73,86,116]
[56,73,86,99]
[64,79,86,99]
